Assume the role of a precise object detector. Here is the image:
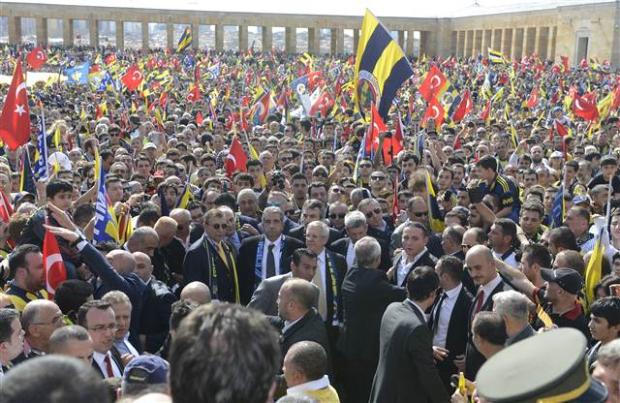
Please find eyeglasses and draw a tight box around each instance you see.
[371,176,386,181]
[360,164,372,168]
[461,244,473,249]
[329,213,346,219]
[210,223,228,230]
[365,208,382,218]
[413,211,429,217]
[109,132,120,137]
[89,323,117,332]
[331,188,344,193]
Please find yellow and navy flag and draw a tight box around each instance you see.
[93,160,119,244]
[177,27,193,53]
[354,9,414,121]
[585,227,605,309]
[425,171,445,233]
[488,48,505,64]
[176,180,194,210]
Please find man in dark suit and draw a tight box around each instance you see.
[271,278,330,362]
[358,198,394,244]
[329,211,391,272]
[183,208,252,304]
[390,222,437,287]
[248,248,319,316]
[370,266,450,403]
[391,196,444,258]
[288,199,342,245]
[441,224,466,261]
[339,236,406,403]
[430,255,473,391]
[238,206,305,291]
[133,251,177,353]
[463,245,510,380]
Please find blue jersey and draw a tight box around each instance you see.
[480,174,521,222]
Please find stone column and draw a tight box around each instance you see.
[456,31,464,58]
[463,30,470,58]
[63,19,74,47]
[533,27,541,56]
[522,27,529,58]
[473,29,482,56]
[612,0,620,68]
[397,30,405,49]
[404,30,413,56]
[481,30,488,55]
[331,28,344,55]
[419,31,429,57]
[501,28,510,55]
[8,16,21,45]
[141,21,149,51]
[166,23,174,50]
[238,25,248,51]
[285,27,296,53]
[36,17,48,47]
[308,27,320,54]
[262,26,272,51]
[353,29,360,53]
[89,18,98,48]
[192,23,200,49]
[115,21,123,50]
[215,24,224,51]
[493,29,502,50]
[548,26,557,62]
[510,28,518,59]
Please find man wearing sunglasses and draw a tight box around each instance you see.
[358,198,393,244]
[391,196,444,258]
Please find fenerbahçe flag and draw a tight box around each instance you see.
[354,9,414,121]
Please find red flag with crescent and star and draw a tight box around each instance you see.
[418,65,447,102]
[26,47,47,70]
[225,137,248,177]
[121,64,144,91]
[42,226,67,297]
[572,95,599,121]
[451,90,473,123]
[0,61,30,150]
[365,103,387,156]
[421,97,445,129]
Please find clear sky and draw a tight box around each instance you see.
[2,0,608,18]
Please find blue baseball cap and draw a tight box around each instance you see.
[123,355,169,385]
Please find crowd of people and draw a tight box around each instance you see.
[0,39,619,403]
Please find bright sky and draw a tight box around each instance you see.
[2,0,608,18]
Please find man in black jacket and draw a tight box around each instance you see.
[339,236,405,403]
[370,266,450,403]
[390,222,438,287]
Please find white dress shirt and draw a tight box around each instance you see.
[114,334,139,356]
[312,249,329,320]
[432,284,462,348]
[345,240,355,269]
[397,247,428,286]
[493,249,518,268]
[93,351,122,378]
[478,274,503,307]
[262,236,283,278]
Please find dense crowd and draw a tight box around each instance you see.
[0,41,619,403]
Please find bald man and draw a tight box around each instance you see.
[180,282,212,305]
[463,245,509,380]
[128,225,173,286]
[134,252,178,353]
[14,300,64,363]
[163,211,190,285]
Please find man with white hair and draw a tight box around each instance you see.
[339,236,406,402]
[492,290,536,346]
[237,188,260,219]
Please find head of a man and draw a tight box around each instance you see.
[358,198,384,230]
[127,227,160,257]
[354,236,382,270]
[48,325,94,366]
[290,249,318,282]
[565,206,591,238]
[262,206,285,242]
[169,304,280,403]
[9,244,44,293]
[101,291,132,342]
[283,341,329,389]
[277,279,316,322]
[204,209,228,243]
[133,252,154,283]
[180,282,212,306]
[0,308,24,364]
[237,189,259,218]
[343,211,368,243]
[154,216,178,247]
[588,296,620,344]
[472,311,507,359]
[21,300,64,353]
[465,245,498,287]
[401,222,429,259]
[305,221,329,255]
[77,300,116,354]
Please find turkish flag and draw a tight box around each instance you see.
[418,65,447,102]
[479,99,492,124]
[121,64,144,91]
[0,61,31,150]
[383,111,404,166]
[561,56,569,72]
[0,189,13,223]
[225,137,248,177]
[309,90,335,118]
[196,111,204,125]
[554,119,569,136]
[451,90,473,123]
[42,227,67,297]
[187,84,201,103]
[612,86,620,111]
[572,95,599,121]
[366,103,387,155]
[26,47,47,70]
[422,97,445,129]
[526,88,539,109]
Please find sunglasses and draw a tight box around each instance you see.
[329,213,346,219]
[360,164,372,168]
[413,211,428,217]
[365,208,382,218]
[371,176,386,181]
[210,223,228,230]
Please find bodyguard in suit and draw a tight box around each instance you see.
[248,248,319,316]
[238,206,304,291]
[390,222,438,287]
[463,245,510,380]
[357,198,394,244]
[289,199,342,245]
[370,266,450,403]
[183,208,251,304]
[429,256,473,391]
[329,211,391,272]
[391,196,444,258]
[271,278,330,362]
[339,236,406,403]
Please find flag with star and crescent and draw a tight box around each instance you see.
[0,60,31,150]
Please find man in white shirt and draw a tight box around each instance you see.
[77,300,124,378]
[0,308,24,378]
[102,291,140,358]
[488,218,519,268]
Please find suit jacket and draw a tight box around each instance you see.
[319,250,347,328]
[329,237,391,272]
[248,272,319,317]
[370,300,450,403]
[367,219,394,244]
[465,279,509,380]
[84,242,145,352]
[288,225,343,246]
[238,235,305,290]
[338,266,406,363]
[91,347,124,378]
[182,235,252,304]
[139,277,178,353]
[271,309,331,361]
[390,250,438,287]
[431,286,473,389]
[391,221,444,258]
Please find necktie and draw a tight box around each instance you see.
[431,292,447,333]
[312,258,328,320]
[266,244,276,278]
[472,289,485,318]
[216,242,229,269]
[103,354,114,377]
